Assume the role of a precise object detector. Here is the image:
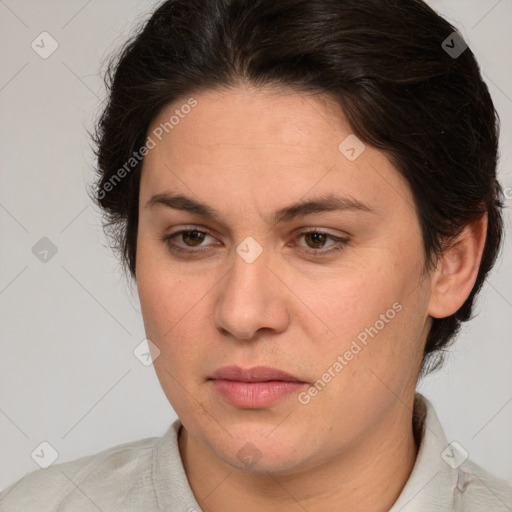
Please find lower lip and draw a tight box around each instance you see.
[211,380,305,408]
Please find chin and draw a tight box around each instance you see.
[208,424,317,475]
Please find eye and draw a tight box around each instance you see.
[162,228,217,254]
[161,227,348,257]
[294,228,349,256]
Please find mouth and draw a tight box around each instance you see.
[210,365,304,383]
[208,365,307,409]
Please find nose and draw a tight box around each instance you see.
[212,244,290,341]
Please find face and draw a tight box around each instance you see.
[136,85,433,474]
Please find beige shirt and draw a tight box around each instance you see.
[0,394,510,511]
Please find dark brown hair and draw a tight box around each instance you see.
[89,0,504,375]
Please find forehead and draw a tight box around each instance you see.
[147,85,347,159]
[140,86,415,220]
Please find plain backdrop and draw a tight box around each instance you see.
[0,0,511,491]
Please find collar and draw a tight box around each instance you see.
[389,393,459,511]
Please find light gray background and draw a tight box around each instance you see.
[1,0,511,491]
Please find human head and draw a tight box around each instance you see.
[90,0,503,381]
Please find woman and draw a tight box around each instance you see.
[1,0,510,510]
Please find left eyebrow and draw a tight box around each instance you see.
[271,193,376,224]
[144,192,377,225]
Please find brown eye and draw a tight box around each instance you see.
[162,228,215,255]
[181,230,206,247]
[303,231,329,249]
[296,229,348,256]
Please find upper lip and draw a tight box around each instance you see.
[210,365,303,383]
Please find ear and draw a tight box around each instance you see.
[427,213,488,319]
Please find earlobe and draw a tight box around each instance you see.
[427,212,488,319]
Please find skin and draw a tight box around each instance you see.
[135,84,487,512]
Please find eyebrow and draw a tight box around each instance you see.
[144,192,376,225]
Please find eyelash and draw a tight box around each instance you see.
[161,227,349,257]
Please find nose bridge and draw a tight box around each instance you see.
[212,235,288,340]
[226,236,269,315]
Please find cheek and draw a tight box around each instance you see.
[301,255,427,385]
[136,242,184,350]
[137,272,193,350]
[298,278,427,435]
[136,256,204,414]
[301,266,402,344]
[136,240,217,370]
[136,233,188,319]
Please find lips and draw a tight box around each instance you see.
[210,365,303,383]
[209,366,306,408]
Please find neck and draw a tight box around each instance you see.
[178,400,419,512]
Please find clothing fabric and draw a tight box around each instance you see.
[0,394,510,511]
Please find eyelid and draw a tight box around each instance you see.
[163,224,348,240]
[162,225,349,256]
[293,226,348,238]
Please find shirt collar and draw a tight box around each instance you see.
[389,393,459,511]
